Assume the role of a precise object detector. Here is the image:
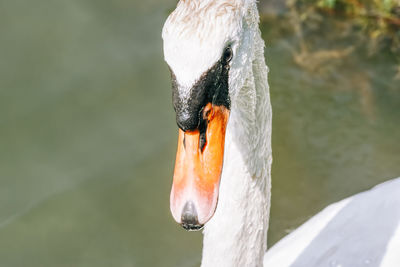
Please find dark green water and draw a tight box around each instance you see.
[1,0,399,266]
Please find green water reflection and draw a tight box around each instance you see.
[1,0,399,266]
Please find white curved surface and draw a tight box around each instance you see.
[264,177,400,267]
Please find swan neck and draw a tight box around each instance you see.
[200,31,272,267]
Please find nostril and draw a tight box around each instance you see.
[181,201,203,231]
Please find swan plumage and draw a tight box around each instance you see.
[264,177,400,267]
[162,1,400,266]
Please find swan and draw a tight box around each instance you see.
[161,0,400,266]
[264,178,400,267]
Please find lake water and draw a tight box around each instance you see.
[1,0,399,266]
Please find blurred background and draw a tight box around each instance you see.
[1,0,399,266]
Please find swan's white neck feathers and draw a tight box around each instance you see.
[163,1,272,266]
[201,31,272,266]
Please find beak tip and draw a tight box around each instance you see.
[180,201,204,231]
[181,223,204,231]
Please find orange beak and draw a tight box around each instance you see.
[170,103,230,230]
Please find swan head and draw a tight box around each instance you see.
[162,0,256,230]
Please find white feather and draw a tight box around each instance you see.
[163,1,400,267]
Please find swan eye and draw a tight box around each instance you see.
[223,47,233,63]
